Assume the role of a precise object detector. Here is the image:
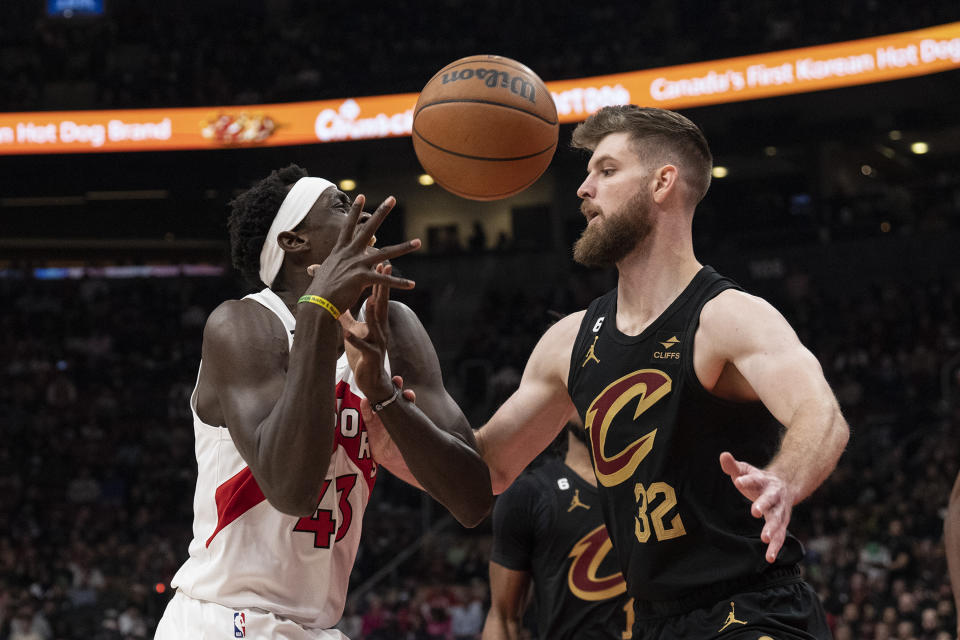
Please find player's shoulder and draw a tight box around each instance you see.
[206,297,273,332]
[521,459,570,494]
[525,310,588,382]
[503,460,556,497]
[698,289,798,360]
[386,298,415,316]
[203,298,286,353]
[700,289,784,332]
[536,309,587,349]
[551,309,588,333]
[383,300,441,375]
[533,459,579,494]
[496,461,560,523]
[387,300,426,335]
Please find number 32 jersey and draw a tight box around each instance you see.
[170,288,379,629]
[567,267,804,604]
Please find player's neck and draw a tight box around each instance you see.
[271,267,313,314]
[614,225,700,336]
[565,440,596,487]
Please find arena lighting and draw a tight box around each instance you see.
[339,179,357,191]
[712,166,729,178]
[418,174,435,186]
[888,130,903,140]
[861,165,874,176]
[910,142,929,154]
[764,146,777,156]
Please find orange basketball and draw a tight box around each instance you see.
[412,55,559,201]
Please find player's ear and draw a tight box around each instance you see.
[651,164,679,204]
[277,230,310,254]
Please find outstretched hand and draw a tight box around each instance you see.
[339,263,395,400]
[720,451,796,563]
[305,194,420,315]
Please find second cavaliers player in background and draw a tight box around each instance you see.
[483,419,633,640]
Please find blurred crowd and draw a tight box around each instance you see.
[1,231,958,638]
[1,0,958,111]
[0,276,221,639]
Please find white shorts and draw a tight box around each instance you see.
[155,590,348,640]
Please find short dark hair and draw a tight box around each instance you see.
[227,164,308,287]
[571,105,713,203]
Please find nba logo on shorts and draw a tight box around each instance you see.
[233,611,246,638]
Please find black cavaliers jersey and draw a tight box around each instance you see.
[491,458,634,640]
[567,266,804,605]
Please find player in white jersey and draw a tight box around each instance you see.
[155,164,492,639]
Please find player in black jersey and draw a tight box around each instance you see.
[469,106,849,639]
[483,421,633,640]
[372,105,848,638]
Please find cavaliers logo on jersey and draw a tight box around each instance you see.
[567,524,627,601]
[585,369,672,487]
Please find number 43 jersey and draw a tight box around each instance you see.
[170,288,379,629]
[567,267,804,604]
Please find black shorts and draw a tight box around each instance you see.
[631,580,831,640]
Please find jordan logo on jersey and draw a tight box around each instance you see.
[582,336,601,367]
[567,489,590,512]
[718,601,747,632]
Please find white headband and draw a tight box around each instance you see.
[259,176,335,287]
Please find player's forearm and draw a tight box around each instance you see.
[945,473,960,618]
[379,452,424,490]
[481,612,519,640]
[377,399,493,527]
[475,428,516,495]
[768,399,848,503]
[256,307,341,515]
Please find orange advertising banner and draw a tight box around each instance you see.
[1,22,957,155]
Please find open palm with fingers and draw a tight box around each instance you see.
[339,263,395,400]
[305,194,420,315]
[720,451,796,563]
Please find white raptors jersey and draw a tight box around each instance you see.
[170,288,381,629]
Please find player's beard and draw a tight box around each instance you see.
[573,189,654,267]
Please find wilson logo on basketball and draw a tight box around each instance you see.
[567,524,627,601]
[440,68,537,103]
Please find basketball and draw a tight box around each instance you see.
[412,55,559,201]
